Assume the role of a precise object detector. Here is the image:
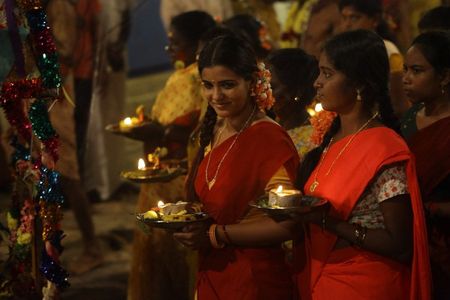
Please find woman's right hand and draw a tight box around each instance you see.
[173,221,212,250]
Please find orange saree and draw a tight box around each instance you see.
[294,127,431,300]
[194,121,299,300]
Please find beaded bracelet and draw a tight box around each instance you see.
[208,224,225,249]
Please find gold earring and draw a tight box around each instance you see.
[356,89,362,102]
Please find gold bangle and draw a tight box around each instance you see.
[222,225,232,245]
[208,224,225,249]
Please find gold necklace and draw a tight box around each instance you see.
[309,112,379,193]
[205,105,257,190]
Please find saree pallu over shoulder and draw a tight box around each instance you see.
[195,121,299,300]
[195,121,299,224]
[407,116,450,197]
[295,127,431,300]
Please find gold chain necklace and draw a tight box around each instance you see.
[205,105,257,190]
[309,112,379,193]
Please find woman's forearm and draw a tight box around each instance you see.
[321,216,412,263]
[215,217,295,247]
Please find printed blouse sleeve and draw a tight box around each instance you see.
[373,163,409,203]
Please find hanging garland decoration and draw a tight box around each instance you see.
[29,98,59,161]
[0,78,42,141]
[19,1,61,89]
[9,0,62,89]
[0,0,69,296]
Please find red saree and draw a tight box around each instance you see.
[194,121,299,300]
[407,116,450,198]
[294,127,431,300]
[407,116,450,298]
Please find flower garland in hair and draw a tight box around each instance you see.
[258,22,272,51]
[309,110,337,146]
[252,62,275,110]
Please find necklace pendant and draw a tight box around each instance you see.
[207,178,216,190]
[310,180,319,193]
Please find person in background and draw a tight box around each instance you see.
[401,30,450,299]
[83,0,132,200]
[127,11,216,300]
[281,0,341,58]
[223,14,272,60]
[160,0,233,31]
[409,0,441,40]
[418,5,450,33]
[46,0,103,275]
[292,30,431,299]
[266,48,319,158]
[72,0,100,186]
[230,0,282,47]
[174,33,299,300]
[339,0,409,117]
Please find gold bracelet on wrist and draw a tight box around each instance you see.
[208,224,225,249]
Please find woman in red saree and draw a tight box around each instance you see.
[402,30,450,299]
[173,34,299,299]
[292,30,431,299]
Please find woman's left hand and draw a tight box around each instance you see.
[289,202,330,225]
[173,222,211,250]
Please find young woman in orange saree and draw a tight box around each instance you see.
[293,30,431,300]
[402,31,450,299]
[174,34,299,300]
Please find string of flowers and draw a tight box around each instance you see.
[252,62,275,110]
[309,109,337,145]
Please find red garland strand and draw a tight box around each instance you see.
[32,27,57,55]
[0,79,42,141]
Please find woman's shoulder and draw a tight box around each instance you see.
[248,118,284,135]
[360,127,408,152]
[244,119,297,152]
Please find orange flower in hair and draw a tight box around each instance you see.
[252,62,275,110]
[310,110,337,145]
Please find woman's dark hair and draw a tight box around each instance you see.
[411,31,450,76]
[223,14,270,59]
[296,29,399,191]
[267,48,319,110]
[170,11,216,47]
[339,0,397,43]
[199,26,234,47]
[186,34,258,202]
[418,6,450,32]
